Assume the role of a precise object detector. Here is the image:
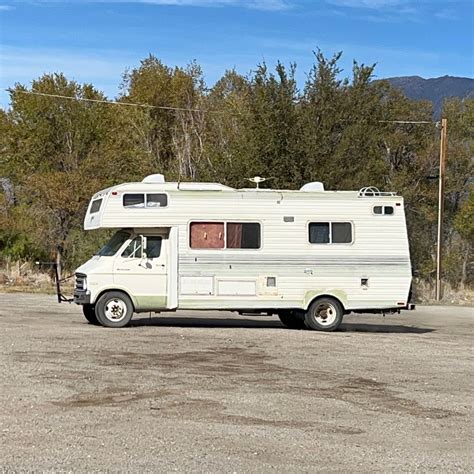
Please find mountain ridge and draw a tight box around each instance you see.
[379,75,474,118]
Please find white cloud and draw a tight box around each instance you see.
[143,0,291,9]
[20,0,293,11]
[326,0,406,8]
[0,4,14,9]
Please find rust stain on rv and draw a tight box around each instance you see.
[303,289,348,309]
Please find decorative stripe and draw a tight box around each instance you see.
[179,255,409,266]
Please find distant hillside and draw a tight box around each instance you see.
[382,75,474,118]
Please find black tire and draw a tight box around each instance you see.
[278,311,307,330]
[305,297,344,332]
[82,304,100,325]
[95,291,134,328]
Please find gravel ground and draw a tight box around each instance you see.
[0,293,472,472]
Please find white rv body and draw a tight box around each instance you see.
[74,177,413,327]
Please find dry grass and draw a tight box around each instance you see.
[413,280,474,306]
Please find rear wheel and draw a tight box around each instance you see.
[278,311,307,330]
[82,304,99,325]
[305,297,344,332]
[95,291,134,328]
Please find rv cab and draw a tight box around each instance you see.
[75,227,178,326]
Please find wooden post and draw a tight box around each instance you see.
[55,246,62,282]
[436,118,447,301]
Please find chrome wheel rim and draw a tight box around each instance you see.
[314,303,337,326]
[104,298,127,322]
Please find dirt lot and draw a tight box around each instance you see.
[0,293,472,472]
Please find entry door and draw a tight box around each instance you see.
[113,234,168,309]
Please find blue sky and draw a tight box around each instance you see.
[0,0,473,108]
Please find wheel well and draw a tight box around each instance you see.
[94,289,136,311]
[306,294,345,312]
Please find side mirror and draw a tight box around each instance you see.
[140,235,147,259]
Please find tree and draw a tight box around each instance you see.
[2,74,112,272]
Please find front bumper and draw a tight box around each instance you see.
[74,291,91,305]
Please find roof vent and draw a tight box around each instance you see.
[142,174,165,184]
[300,182,324,192]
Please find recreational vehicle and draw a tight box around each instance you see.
[73,174,414,330]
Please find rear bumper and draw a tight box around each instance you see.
[74,291,91,305]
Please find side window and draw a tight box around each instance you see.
[332,223,352,243]
[374,205,394,215]
[123,194,145,208]
[190,222,224,249]
[146,236,162,258]
[309,222,352,244]
[121,237,142,258]
[90,198,102,214]
[309,223,330,244]
[226,223,261,249]
[146,194,168,208]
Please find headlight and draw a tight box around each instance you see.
[75,273,87,291]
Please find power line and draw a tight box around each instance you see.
[6,89,439,124]
[378,120,437,125]
[6,89,233,115]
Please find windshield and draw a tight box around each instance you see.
[97,231,131,256]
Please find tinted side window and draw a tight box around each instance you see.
[146,194,168,208]
[123,194,145,208]
[309,223,330,244]
[332,223,352,243]
[374,205,394,215]
[90,198,102,213]
[227,223,261,249]
[146,236,162,258]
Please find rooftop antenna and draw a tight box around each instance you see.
[248,176,270,189]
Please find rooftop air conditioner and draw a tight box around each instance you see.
[300,182,324,192]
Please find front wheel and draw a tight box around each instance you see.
[305,297,344,332]
[95,291,134,328]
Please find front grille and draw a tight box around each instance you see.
[75,274,86,292]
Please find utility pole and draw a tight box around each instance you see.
[436,118,448,301]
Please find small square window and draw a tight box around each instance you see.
[146,194,168,208]
[123,194,145,208]
[309,223,330,244]
[90,198,102,214]
[332,223,352,243]
[374,205,394,215]
[267,277,276,287]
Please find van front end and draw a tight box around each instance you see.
[73,273,90,305]
[70,227,172,327]
[73,255,116,307]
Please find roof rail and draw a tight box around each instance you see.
[358,186,397,197]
